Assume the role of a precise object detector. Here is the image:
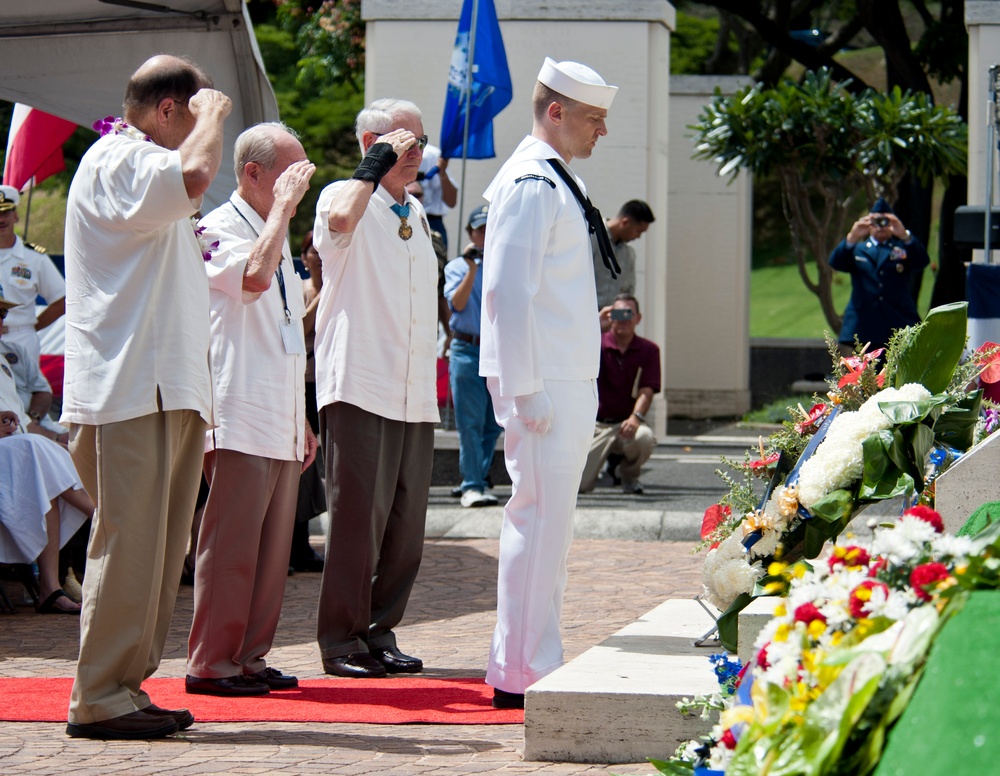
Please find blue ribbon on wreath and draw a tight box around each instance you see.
[742,405,841,552]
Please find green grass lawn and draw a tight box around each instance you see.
[750,262,936,339]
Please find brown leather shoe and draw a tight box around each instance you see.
[143,703,195,730]
[322,652,387,678]
[66,709,179,740]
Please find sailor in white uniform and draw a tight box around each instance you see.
[0,185,65,366]
[479,57,619,709]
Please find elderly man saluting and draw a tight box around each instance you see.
[185,123,317,697]
[479,58,618,709]
[63,54,231,740]
[312,98,439,679]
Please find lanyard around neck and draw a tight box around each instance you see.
[228,200,291,322]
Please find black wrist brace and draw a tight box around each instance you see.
[352,142,397,187]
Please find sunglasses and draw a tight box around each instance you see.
[0,308,7,319]
[415,135,428,150]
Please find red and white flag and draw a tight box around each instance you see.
[3,103,77,190]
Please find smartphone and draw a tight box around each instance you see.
[610,308,633,321]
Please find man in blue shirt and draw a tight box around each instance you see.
[444,205,501,508]
[829,198,928,354]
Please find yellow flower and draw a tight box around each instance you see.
[721,704,755,729]
[792,563,808,579]
[774,603,787,618]
[807,620,827,639]
[774,623,790,642]
[768,561,788,577]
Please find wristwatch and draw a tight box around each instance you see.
[633,410,646,423]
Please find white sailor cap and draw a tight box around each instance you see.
[536,57,618,110]
[0,185,19,212]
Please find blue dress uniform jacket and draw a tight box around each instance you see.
[829,235,929,350]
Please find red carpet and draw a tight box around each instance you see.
[0,677,523,725]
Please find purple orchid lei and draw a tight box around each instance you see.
[92,116,216,261]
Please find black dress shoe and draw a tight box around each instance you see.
[185,674,270,696]
[66,709,179,740]
[247,666,298,689]
[323,652,387,678]
[371,645,423,674]
[143,703,195,730]
[492,688,525,709]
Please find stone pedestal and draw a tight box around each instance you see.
[524,598,719,763]
[934,432,1000,533]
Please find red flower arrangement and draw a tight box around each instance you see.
[828,545,871,571]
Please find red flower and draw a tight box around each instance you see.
[793,602,827,625]
[756,643,770,670]
[828,545,871,571]
[701,503,731,545]
[747,452,781,471]
[867,556,888,578]
[838,348,886,388]
[794,403,828,434]
[910,562,951,601]
[720,729,738,749]
[849,580,889,618]
[903,505,944,533]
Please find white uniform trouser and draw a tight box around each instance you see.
[3,324,40,366]
[485,378,598,694]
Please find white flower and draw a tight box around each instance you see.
[931,534,975,559]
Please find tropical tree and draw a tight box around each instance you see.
[691,68,967,332]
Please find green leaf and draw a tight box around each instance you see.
[933,390,982,450]
[876,395,950,425]
[716,591,755,653]
[807,488,855,523]
[892,302,968,393]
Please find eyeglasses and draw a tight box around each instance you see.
[415,135,428,151]
[0,308,7,319]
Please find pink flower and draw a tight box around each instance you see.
[720,729,738,749]
[838,348,886,388]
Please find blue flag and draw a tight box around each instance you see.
[440,0,512,160]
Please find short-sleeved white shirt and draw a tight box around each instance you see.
[479,136,601,397]
[313,181,439,424]
[61,133,214,426]
[200,193,306,462]
[0,236,65,330]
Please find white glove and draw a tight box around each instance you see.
[513,390,554,434]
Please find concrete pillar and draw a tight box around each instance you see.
[665,76,753,419]
[966,1,1000,263]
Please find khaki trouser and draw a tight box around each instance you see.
[579,421,656,492]
[67,410,206,724]
[187,450,300,679]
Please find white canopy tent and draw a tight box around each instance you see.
[0,0,279,210]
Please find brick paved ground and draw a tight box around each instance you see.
[0,537,705,775]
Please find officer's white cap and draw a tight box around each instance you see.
[536,57,618,110]
[0,185,19,212]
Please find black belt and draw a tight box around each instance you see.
[452,330,481,346]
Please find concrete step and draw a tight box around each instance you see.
[524,598,720,764]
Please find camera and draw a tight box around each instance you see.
[872,216,890,228]
[610,308,634,321]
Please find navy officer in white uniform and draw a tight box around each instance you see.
[479,57,618,709]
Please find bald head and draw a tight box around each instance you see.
[123,54,212,121]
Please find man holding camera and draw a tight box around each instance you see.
[829,197,928,354]
[445,205,501,508]
[580,294,660,494]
